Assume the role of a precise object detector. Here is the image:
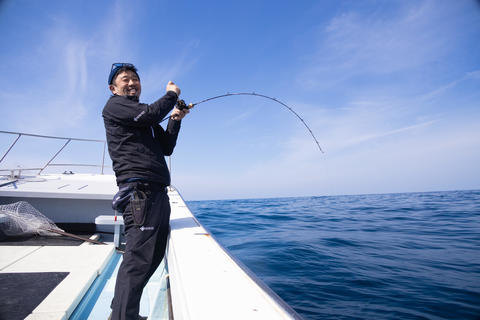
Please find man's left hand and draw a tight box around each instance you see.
[170,106,191,121]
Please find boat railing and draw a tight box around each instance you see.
[0,130,109,176]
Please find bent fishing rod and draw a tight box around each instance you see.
[161,92,324,153]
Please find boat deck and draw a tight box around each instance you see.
[0,234,169,320]
[0,238,115,320]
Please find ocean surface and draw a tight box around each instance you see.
[187,190,480,320]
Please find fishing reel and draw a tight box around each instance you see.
[176,99,193,111]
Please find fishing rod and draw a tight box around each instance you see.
[161,92,324,153]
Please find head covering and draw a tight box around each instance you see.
[108,63,139,85]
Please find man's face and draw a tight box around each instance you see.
[109,70,141,97]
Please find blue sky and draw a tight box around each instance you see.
[0,0,479,200]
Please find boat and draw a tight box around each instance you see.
[0,130,302,319]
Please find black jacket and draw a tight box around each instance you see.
[102,91,181,186]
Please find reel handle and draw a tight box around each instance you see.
[176,99,193,111]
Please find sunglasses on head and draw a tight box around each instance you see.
[111,63,135,71]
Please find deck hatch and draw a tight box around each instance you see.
[0,272,69,320]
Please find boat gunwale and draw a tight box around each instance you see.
[169,186,304,320]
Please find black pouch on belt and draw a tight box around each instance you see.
[131,189,148,226]
[112,185,134,213]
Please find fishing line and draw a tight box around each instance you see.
[161,92,324,153]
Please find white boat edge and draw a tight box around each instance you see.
[167,186,302,320]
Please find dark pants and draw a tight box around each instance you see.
[111,182,170,320]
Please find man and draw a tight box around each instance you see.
[102,63,189,320]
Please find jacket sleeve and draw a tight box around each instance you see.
[103,91,178,127]
[153,119,181,156]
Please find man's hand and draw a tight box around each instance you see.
[166,81,181,97]
[170,104,192,121]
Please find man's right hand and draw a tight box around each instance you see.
[166,81,181,97]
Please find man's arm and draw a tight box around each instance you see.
[102,81,181,127]
[153,103,191,156]
[103,92,177,127]
[153,119,180,156]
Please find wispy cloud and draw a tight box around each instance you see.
[342,120,437,148]
[221,109,256,128]
[419,69,480,101]
[297,0,466,88]
[65,41,88,96]
[12,34,90,133]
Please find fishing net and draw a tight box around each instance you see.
[0,201,63,238]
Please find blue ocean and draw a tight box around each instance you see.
[187,190,480,320]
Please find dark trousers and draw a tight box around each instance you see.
[111,183,171,320]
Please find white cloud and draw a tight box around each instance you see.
[65,41,88,96]
[13,40,90,133]
[298,0,466,88]
[419,69,480,101]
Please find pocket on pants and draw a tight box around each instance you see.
[131,189,148,226]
